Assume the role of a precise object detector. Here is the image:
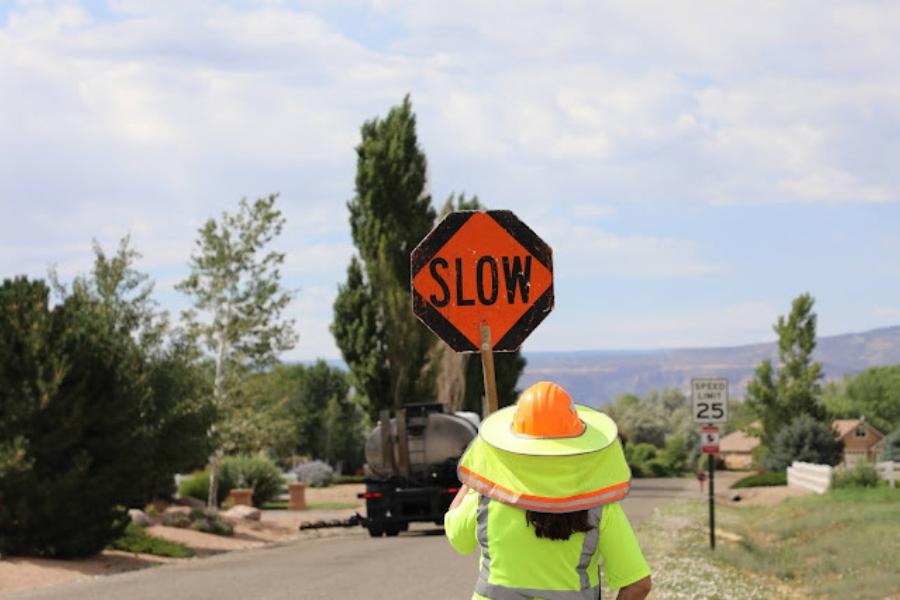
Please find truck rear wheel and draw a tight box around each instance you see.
[367,524,384,537]
[385,527,400,537]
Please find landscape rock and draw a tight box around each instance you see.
[223,505,261,521]
[128,509,151,527]
[174,496,206,509]
[163,505,192,516]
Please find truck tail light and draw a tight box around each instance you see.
[359,492,383,499]
[447,487,460,494]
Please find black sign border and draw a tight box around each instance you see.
[410,210,554,353]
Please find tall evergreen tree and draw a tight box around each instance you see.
[332,96,437,414]
[436,194,527,413]
[747,293,826,447]
[0,278,153,556]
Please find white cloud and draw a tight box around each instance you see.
[542,220,723,278]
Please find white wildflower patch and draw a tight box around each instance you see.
[601,501,797,600]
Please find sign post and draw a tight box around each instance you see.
[692,378,728,551]
[411,210,554,416]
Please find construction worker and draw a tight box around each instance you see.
[445,381,652,599]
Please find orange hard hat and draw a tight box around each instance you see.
[512,381,586,438]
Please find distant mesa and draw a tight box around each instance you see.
[521,325,900,408]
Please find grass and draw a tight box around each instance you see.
[109,524,195,558]
[708,487,900,598]
[261,501,359,510]
[731,471,787,488]
[609,501,792,599]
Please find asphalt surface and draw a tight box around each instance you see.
[3,478,698,600]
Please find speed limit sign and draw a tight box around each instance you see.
[692,378,728,424]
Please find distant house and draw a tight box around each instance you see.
[719,427,761,470]
[832,418,885,465]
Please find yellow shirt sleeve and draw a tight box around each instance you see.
[598,502,651,590]
[444,489,479,555]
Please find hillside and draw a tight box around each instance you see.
[521,325,900,408]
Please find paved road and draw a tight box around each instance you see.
[4,478,698,600]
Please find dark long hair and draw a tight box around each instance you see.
[525,510,593,541]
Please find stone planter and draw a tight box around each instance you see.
[288,482,307,511]
[229,487,254,507]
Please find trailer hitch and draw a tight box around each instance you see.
[299,512,367,531]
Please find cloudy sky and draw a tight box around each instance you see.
[3,0,900,360]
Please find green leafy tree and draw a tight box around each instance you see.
[764,414,843,472]
[606,389,692,448]
[177,194,297,507]
[333,96,437,415]
[282,361,367,473]
[747,293,826,447]
[53,237,214,499]
[823,366,900,434]
[437,193,527,413]
[0,278,153,556]
[878,428,900,461]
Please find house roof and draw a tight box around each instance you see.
[832,419,884,441]
[719,429,761,453]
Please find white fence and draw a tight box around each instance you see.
[876,461,897,488]
[787,461,833,494]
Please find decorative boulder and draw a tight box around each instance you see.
[223,505,261,521]
[128,509,151,527]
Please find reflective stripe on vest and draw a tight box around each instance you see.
[474,495,603,600]
[459,466,630,512]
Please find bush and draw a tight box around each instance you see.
[161,508,233,536]
[832,462,881,489]
[178,469,228,505]
[292,460,334,487]
[0,279,155,557]
[732,471,787,488]
[220,454,285,507]
[624,443,658,478]
[764,414,844,472]
[878,428,900,462]
[109,524,194,558]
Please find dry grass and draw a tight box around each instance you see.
[602,502,796,599]
[713,487,900,599]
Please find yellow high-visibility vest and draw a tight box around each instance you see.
[445,490,650,599]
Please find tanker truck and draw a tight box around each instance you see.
[360,403,479,537]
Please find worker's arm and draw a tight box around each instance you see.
[450,484,470,510]
[444,486,478,555]
[616,575,651,600]
[598,503,652,593]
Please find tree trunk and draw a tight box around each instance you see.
[208,333,227,509]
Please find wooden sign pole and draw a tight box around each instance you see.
[480,322,499,416]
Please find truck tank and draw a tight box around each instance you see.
[365,406,478,484]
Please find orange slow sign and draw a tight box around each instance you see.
[411,210,554,352]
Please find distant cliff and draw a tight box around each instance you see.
[521,325,900,408]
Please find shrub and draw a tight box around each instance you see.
[878,428,900,462]
[832,462,881,489]
[161,508,233,536]
[220,454,285,507]
[161,511,192,528]
[178,469,228,505]
[764,414,843,472]
[109,524,194,558]
[732,471,787,488]
[0,279,154,557]
[292,460,334,487]
[624,443,657,478]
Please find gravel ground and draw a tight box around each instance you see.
[602,501,802,599]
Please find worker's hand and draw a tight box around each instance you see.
[615,576,651,600]
[449,484,470,510]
